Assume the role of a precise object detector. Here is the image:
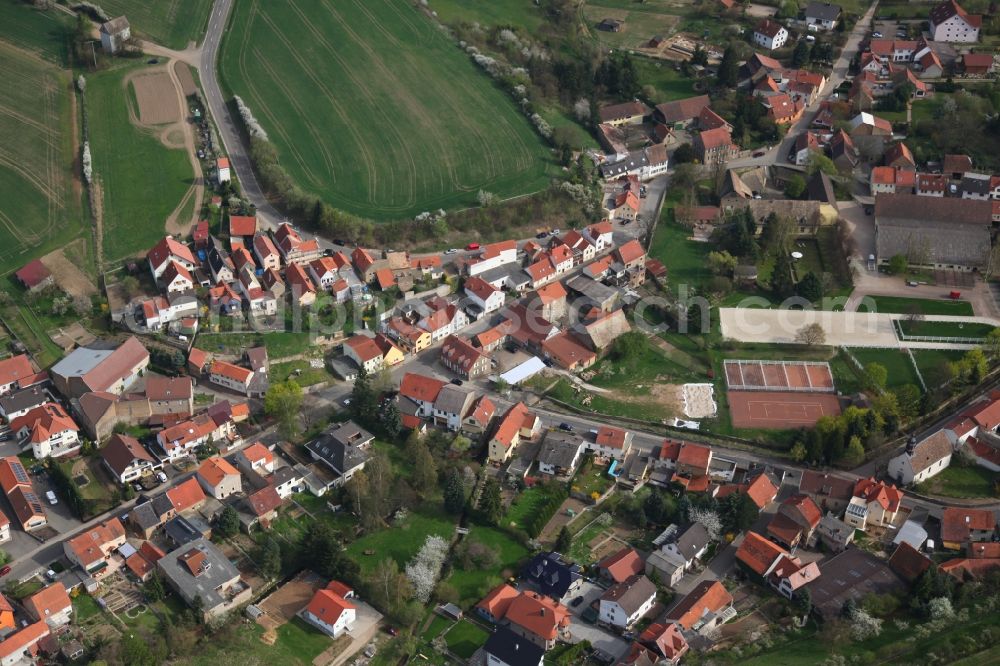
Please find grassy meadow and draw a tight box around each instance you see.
[86,63,193,262]
[219,0,552,219]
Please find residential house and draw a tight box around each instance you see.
[462,395,496,435]
[466,240,518,277]
[587,425,634,460]
[829,129,859,172]
[0,456,46,531]
[693,125,741,167]
[804,1,841,29]
[196,456,242,500]
[0,355,36,397]
[941,507,996,550]
[962,52,995,75]
[659,523,711,576]
[308,256,348,290]
[488,402,538,463]
[522,551,581,599]
[483,626,545,666]
[530,282,568,322]
[440,335,490,380]
[541,331,597,371]
[344,335,385,374]
[24,582,71,628]
[158,538,252,621]
[253,234,281,272]
[161,261,194,294]
[622,622,689,665]
[285,263,317,307]
[274,223,321,266]
[675,442,712,477]
[754,19,789,49]
[844,477,904,530]
[577,308,632,352]
[372,334,404,367]
[11,402,80,459]
[0,622,50,666]
[762,93,805,125]
[50,337,149,399]
[769,554,821,599]
[208,360,254,397]
[385,317,432,353]
[875,194,992,269]
[888,542,933,583]
[816,513,856,552]
[735,531,789,583]
[465,276,505,316]
[63,518,127,579]
[767,494,822,548]
[476,583,521,624]
[306,421,372,487]
[599,575,657,629]
[599,547,645,585]
[929,0,980,42]
[147,236,196,281]
[399,373,446,418]
[961,173,993,200]
[583,221,614,253]
[888,430,953,485]
[916,173,948,197]
[431,384,476,431]
[271,466,305,499]
[664,580,733,633]
[300,581,356,638]
[535,435,584,477]
[100,433,155,483]
[561,230,597,267]
[798,470,855,513]
[499,590,571,650]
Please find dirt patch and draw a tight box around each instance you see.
[40,247,97,297]
[49,322,96,352]
[256,570,324,631]
[130,71,182,125]
[173,60,197,96]
[682,383,717,418]
[161,127,185,148]
[537,498,588,544]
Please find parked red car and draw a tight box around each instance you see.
[466,242,480,251]
[0,566,11,577]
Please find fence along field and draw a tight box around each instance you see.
[0,6,84,273]
[97,0,214,50]
[219,0,551,219]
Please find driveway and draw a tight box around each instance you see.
[564,581,630,661]
[327,600,382,666]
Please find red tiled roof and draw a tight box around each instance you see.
[465,276,499,302]
[615,240,646,265]
[966,397,1000,431]
[476,583,520,619]
[853,477,903,513]
[210,360,253,385]
[466,395,495,427]
[736,531,787,575]
[147,236,195,269]
[940,557,1000,580]
[345,335,383,363]
[247,485,282,517]
[0,355,33,388]
[888,542,931,582]
[229,215,257,237]
[10,403,78,444]
[25,583,70,622]
[0,622,49,661]
[599,547,644,584]
[941,507,996,544]
[676,443,711,471]
[125,553,154,579]
[755,18,785,38]
[198,456,239,488]
[745,474,778,509]
[595,426,630,450]
[872,166,897,185]
[165,477,207,513]
[504,590,570,640]
[665,580,733,630]
[399,372,446,404]
[534,281,567,305]
[930,0,981,28]
[65,518,125,567]
[783,494,822,528]
[492,402,531,449]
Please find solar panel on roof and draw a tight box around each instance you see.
[23,491,43,514]
[10,463,28,484]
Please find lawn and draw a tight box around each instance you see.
[187,617,333,666]
[571,458,615,499]
[912,348,966,387]
[636,58,701,104]
[549,377,668,422]
[219,0,552,219]
[896,319,996,340]
[196,331,312,359]
[0,13,86,275]
[345,508,455,573]
[444,620,491,659]
[862,295,975,317]
[647,210,711,289]
[446,526,529,604]
[847,348,922,391]
[504,483,566,536]
[87,63,193,262]
[916,463,998,499]
[421,614,452,642]
[72,594,103,622]
[98,0,214,50]
[270,360,335,387]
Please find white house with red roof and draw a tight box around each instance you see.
[147,236,196,280]
[64,518,127,578]
[285,263,317,307]
[252,234,281,271]
[308,256,346,290]
[930,0,980,42]
[344,335,385,374]
[0,355,35,396]
[300,581,356,638]
[587,425,634,460]
[399,372,447,417]
[561,230,597,266]
[196,456,242,500]
[753,19,788,49]
[466,240,518,277]
[584,222,614,252]
[235,442,274,475]
[208,360,254,396]
[11,402,80,459]
[844,477,904,530]
[274,223,322,266]
[161,261,194,294]
[464,276,504,315]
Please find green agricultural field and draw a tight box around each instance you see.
[0,7,85,274]
[219,0,552,219]
[427,0,547,32]
[98,0,213,50]
[86,63,193,262]
[0,1,73,64]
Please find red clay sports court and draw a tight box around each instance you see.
[724,360,835,392]
[728,391,843,428]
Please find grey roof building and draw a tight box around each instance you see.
[805,1,842,22]
[157,537,252,620]
[816,513,855,552]
[671,523,711,562]
[535,436,584,476]
[0,387,49,420]
[565,276,620,312]
[806,547,905,619]
[306,421,371,484]
[484,626,545,666]
[324,421,374,450]
[164,515,212,547]
[875,194,992,268]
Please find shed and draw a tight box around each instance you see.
[437,603,463,621]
